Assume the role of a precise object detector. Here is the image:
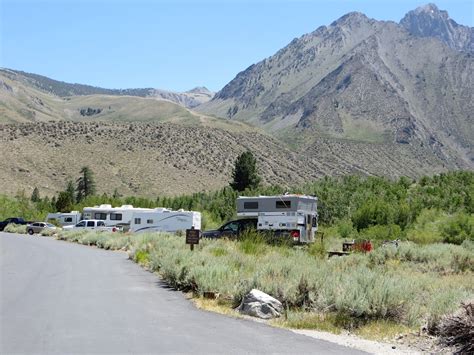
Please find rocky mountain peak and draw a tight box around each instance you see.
[414,3,443,16]
[330,11,371,27]
[186,86,213,96]
[400,3,473,52]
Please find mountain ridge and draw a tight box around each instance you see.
[400,3,474,53]
[198,4,473,170]
[0,68,214,109]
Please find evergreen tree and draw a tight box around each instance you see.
[66,179,76,204]
[76,166,96,202]
[30,187,40,202]
[56,191,74,212]
[230,151,261,192]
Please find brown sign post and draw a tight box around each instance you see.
[186,227,200,251]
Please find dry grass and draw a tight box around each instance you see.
[0,122,321,197]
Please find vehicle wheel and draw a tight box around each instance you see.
[28,229,34,235]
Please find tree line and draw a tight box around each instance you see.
[2,152,473,245]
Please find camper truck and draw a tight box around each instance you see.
[236,195,318,243]
[129,208,201,233]
[46,211,82,227]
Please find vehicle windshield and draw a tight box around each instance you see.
[46,223,55,228]
[222,222,238,232]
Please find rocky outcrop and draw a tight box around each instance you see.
[238,289,282,319]
[400,3,473,53]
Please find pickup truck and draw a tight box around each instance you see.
[62,220,121,232]
[201,218,257,239]
[0,217,32,231]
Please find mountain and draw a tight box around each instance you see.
[0,69,214,109]
[400,3,474,53]
[198,6,473,170]
[1,4,472,198]
[0,68,230,128]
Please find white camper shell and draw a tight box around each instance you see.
[236,195,318,243]
[129,208,201,233]
[82,204,200,233]
[46,211,82,227]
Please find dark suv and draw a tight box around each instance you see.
[202,218,257,239]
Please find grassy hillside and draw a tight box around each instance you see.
[0,122,325,197]
[0,68,213,108]
[0,69,221,126]
[1,120,460,198]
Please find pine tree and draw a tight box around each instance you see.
[55,191,74,212]
[76,166,96,202]
[230,151,261,192]
[30,187,40,202]
[66,179,76,204]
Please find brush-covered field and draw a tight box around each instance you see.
[50,229,473,338]
[2,171,472,344]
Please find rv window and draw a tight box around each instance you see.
[64,217,72,222]
[110,213,122,221]
[134,218,141,224]
[243,202,258,209]
[94,213,107,220]
[276,201,291,209]
[147,219,153,224]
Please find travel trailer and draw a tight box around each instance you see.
[236,195,318,243]
[82,204,153,230]
[45,211,82,227]
[82,204,200,233]
[129,208,201,233]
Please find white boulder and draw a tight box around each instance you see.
[238,289,283,319]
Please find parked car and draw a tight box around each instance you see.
[62,219,121,232]
[0,217,32,231]
[201,218,257,239]
[27,222,58,235]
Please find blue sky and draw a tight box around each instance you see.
[1,0,473,92]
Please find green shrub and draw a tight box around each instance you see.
[40,228,59,237]
[336,219,357,239]
[4,223,27,234]
[352,199,396,230]
[406,209,445,244]
[442,212,473,245]
[359,224,403,243]
[237,229,267,255]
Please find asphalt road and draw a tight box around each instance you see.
[0,233,366,354]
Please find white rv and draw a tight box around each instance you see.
[46,211,82,227]
[129,208,201,233]
[82,204,153,231]
[236,195,318,243]
[82,204,200,233]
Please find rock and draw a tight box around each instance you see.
[238,289,283,319]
